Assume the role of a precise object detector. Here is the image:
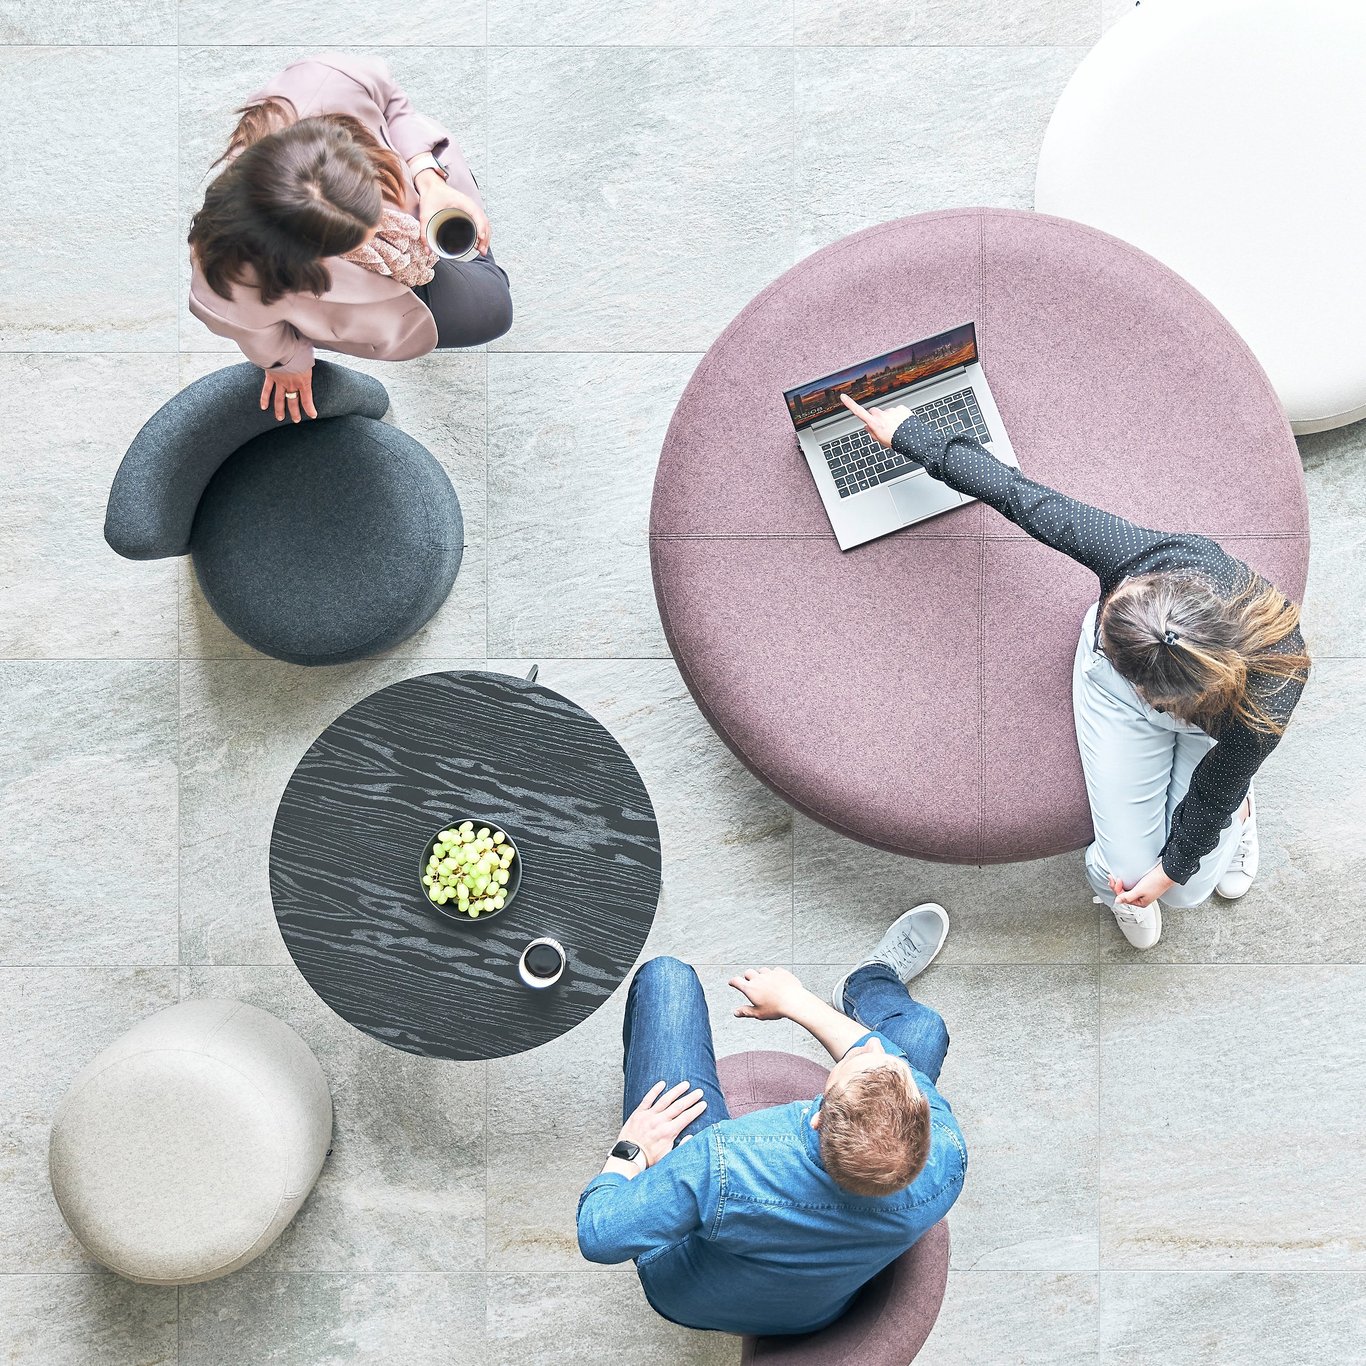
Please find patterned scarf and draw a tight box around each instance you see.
[341,206,438,287]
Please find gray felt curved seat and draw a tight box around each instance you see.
[105,361,463,666]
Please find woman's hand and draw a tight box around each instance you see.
[840,394,913,449]
[618,1081,707,1166]
[416,178,491,254]
[729,967,807,1022]
[1110,864,1176,908]
[260,366,317,423]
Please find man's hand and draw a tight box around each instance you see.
[415,174,491,254]
[840,394,913,449]
[1110,863,1175,908]
[617,1081,707,1167]
[729,967,807,1022]
[260,366,317,423]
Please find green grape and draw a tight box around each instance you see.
[477,827,490,839]
[468,907,480,918]
[492,831,505,845]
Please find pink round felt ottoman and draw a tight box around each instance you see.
[650,208,1309,863]
[718,1051,951,1365]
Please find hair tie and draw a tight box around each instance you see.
[1163,629,1179,647]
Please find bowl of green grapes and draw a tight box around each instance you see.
[420,821,521,922]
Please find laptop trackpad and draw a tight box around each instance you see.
[888,479,930,520]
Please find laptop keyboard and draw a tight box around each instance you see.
[819,386,992,499]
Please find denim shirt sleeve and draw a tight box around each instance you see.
[576,1130,719,1264]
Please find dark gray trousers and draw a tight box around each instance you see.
[411,250,513,348]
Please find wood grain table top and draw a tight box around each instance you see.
[269,669,661,1060]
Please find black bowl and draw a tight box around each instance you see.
[419,821,522,924]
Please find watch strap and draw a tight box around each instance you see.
[407,152,447,181]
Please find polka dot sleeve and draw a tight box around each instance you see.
[891,415,1174,590]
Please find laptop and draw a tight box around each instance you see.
[782,322,1019,551]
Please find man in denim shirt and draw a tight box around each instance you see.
[576,905,966,1337]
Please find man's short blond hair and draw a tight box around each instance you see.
[819,1062,931,1197]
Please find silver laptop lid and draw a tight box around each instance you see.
[782,322,979,431]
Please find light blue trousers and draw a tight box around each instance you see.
[1072,604,1245,910]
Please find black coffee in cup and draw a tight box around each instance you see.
[525,944,562,978]
[426,207,479,261]
[518,937,566,989]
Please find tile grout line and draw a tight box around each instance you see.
[1096,932,1103,1349]
[175,19,184,1366]
[484,35,492,669]
[483,11,492,1312]
[0,41,1102,50]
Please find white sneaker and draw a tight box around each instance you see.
[831,903,950,1018]
[1098,895,1162,950]
[1216,789,1259,900]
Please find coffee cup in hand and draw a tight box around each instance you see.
[426,207,480,262]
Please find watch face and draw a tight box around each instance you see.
[612,1140,642,1163]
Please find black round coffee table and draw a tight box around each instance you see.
[269,669,661,1060]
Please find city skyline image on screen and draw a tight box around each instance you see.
[783,322,979,429]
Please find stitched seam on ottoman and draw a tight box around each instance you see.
[976,534,987,864]
[976,530,1311,541]
[976,212,987,864]
[653,549,995,857]
[649,531,983,541]
[978,212,987,347]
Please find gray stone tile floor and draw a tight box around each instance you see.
[2,0,1363,1361]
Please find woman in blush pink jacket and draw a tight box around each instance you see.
[188,53,511,423]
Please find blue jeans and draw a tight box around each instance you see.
[621,958,950,1138]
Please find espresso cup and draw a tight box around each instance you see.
[518,937,566,989]
[426,207,480,262]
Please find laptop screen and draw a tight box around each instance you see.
[782,322,978,430]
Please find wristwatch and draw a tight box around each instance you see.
[609,1140,647,1171]
[407,152,448,182]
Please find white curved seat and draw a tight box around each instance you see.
[49,1000,332,1285]
[1037,0,1366,433]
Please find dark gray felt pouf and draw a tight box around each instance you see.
[191,416,463,667]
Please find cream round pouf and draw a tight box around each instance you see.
[49,1000,332,1285]
[1036,0,1366,433]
